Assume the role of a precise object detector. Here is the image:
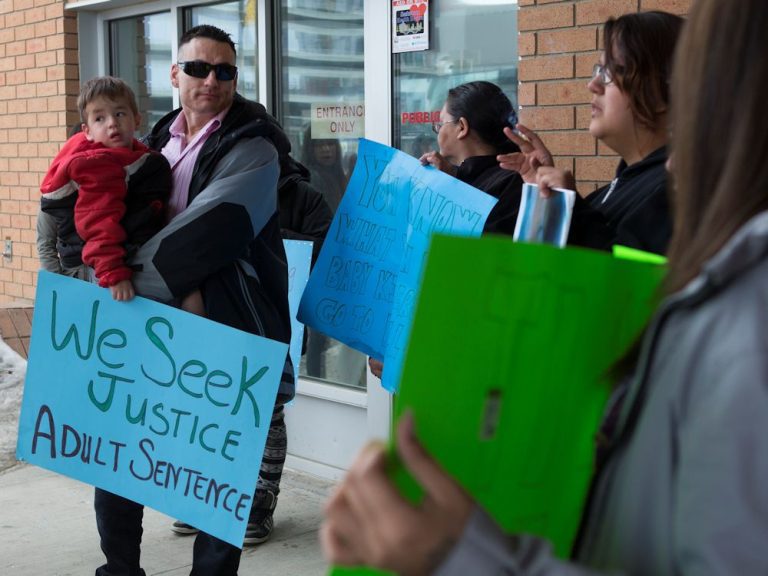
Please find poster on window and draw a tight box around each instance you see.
[392,0,429,53]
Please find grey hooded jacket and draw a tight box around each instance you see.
[437,211,768,575]
[131,95,295,398]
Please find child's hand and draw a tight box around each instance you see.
[110,279,135,301]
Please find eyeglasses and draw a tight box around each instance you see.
[591,64,614,85]
[177,60,238,81]
[432,119,457,134]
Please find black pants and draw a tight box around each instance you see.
[94,488,240,576]
[94,403,287,576]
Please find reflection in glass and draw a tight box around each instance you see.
[185,1,259,100]
[279,0,367,389]
[394,2,518,158]
[108,12,173,136]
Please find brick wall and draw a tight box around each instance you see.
[518,0,691,194]
[0,0,79,304]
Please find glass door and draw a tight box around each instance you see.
[393,1,519,156]
[108,11,173,136]
[275,0,367,390]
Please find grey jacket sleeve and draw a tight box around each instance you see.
[36,207,63,274]
[434,508,615,576]
[673,346,768,574]
[437,341,768,576]
[130,136,279,302]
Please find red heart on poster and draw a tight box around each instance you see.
[410,4,427,21]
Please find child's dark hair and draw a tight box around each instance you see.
[445,81,519,154]
[179,24,236,57]
[77,76,139,123]
[603,11,684,130]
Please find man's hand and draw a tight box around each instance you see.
[497,124,554,182]
[110,279,135,301]
[321,413,474,575]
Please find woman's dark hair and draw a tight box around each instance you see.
[665,0,768,294]
[445,81,519,154]
[603,11,684,131]
[613,1,768,381]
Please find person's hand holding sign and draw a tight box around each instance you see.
[420,151,458,177]
[368,357,384,379]
[535,166,577,199]
[321,412,474,576]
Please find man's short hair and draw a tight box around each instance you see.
[179,25,237,57]
[77,76,139,123]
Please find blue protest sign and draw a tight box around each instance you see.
[16,271,288,548]
[284,240,313,379]
[298,139,497,391]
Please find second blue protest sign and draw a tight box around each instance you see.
[284,239,313,378]
[16,271,289,548]
[298,139,497,391]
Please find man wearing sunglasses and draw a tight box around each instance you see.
[96,24,295,576]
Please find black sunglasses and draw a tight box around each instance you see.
[177,60,238,81]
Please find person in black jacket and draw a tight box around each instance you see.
[277,153,332,265]
[368,81,613,381]
[277,152,333,360]
[95,25,293,576]
[419,81,524,236]
[501,12,684,255]
[420,81,610,248]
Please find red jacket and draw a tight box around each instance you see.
[40,132,170,287]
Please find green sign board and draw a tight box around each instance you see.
[331,236,665,573]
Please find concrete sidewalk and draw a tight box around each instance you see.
[0,463,335,575]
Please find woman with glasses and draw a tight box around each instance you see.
[502,11,683,255]
[420,80,525,236]
[322,2,768,573]
[423,81,610,246]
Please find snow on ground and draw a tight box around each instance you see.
[0,337,26,472]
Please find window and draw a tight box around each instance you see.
[393,1,518,157]
[108,2,258,126]
[108,12,173,136]
[277,0,366,389]
[103,0,367,389]
[184,1,259,100]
